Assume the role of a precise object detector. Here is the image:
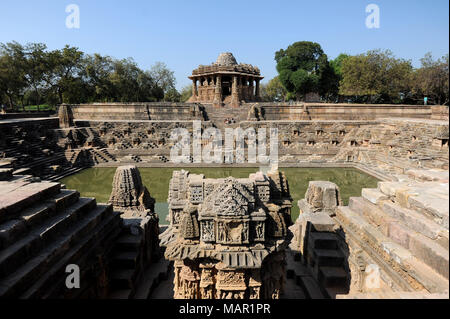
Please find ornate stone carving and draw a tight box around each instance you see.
[108,165,155,215]
[164,169,292,299]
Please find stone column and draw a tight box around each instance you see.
[255,79,261,101]
[213,75,223,107]
[230,75,240,108]
[249,78,255,101]
[192,79,198,101]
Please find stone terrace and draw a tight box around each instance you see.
[0,173,121,298]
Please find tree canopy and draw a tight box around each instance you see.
[275,41,336,101]
[339,49,413,103]
[260,76,287,102]
[412,53,449,105]
[0,42,178,110]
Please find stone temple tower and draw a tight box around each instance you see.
[163,169,293,299]
[188,53,264,108]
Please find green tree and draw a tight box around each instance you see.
[149,61,176,98]
[163,88,181,102]
[180,84,192,102]
[412,53,449,105]
[0,42,27,110]
[23,43,50,110]
[82,54,115,102]
[45,45,84,104]
[275,41,335,101]
[329,53,350,78]
[339,50,413,103]
[260,76,287,102]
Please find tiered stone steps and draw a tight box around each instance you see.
[305,232,349,298]
[107,232,144,298]
[0,178,121,298]
[334,179,449,296]
[285,248,324,299]
[202,104,250,130]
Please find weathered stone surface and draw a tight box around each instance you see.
[362,188,388,204]
[164,169,292,299]
[303,181,342,215]
[0,177,121,298]
[109,165,155,216]
[58,104,74,129]
[406,169,449,182]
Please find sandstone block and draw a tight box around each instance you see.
[362,188,388,205]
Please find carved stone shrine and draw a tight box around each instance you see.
[163,168,293,299]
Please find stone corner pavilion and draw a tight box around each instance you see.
[188,52,264,107]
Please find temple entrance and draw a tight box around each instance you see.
[222,76,232,97]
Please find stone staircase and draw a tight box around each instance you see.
[202,104,250,130]
[108,232,144,298]
[0,177,122,298]
[334,179,449,297]
[306,232,349,298]
[107,232,171,299]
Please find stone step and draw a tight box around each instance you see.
[111,269,137,290]
[336,206,449,293]
[115,234,141,251]
[0,190,80,249]
[382,201,447,241]
[350,196,449,252]
[348,196,449,278]
[134,257,172,299]
[308,232,339,250]
[0,182,61,223]
[311,249,344,267]
[377,181,449,229]
[0,168,13,181]
[407,191,449,230]
[318,266,348,288]
[324,286,350,299]
[0,197,97,278]
[21,208,121,299]
[297,275,325,299]
[0,203,113,297]
[388,222,449,280]
[348,197,395,233]
[111,250,140,269]
[12,168,32,176]
[361,188,388,205]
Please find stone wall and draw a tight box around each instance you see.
[431,105,449,120]
[68,103,205,121]
[66,102,433,122]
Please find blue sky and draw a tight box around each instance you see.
[0,0,448,89]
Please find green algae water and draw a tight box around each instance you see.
[60,167,378,225]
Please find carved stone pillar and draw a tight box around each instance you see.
[255,79,260,101]
[192,79,198,101]
[230,75,240,108]
[213,75,223,107]
[249,78,255,101]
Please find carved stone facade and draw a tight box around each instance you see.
[163,169,293,299]
[188,53,263,108]
[108,165,160,292]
